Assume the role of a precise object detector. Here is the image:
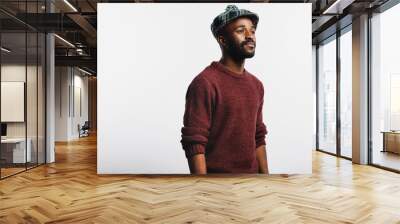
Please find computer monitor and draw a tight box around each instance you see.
[1,123,7,137]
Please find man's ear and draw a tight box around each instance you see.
[217,35,226,47]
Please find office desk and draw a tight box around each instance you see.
[1,138,32,163]
[382,131,400,154]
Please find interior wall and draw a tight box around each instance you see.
[76,69,89,137]
[55,66,89,141]
[88,77,97,132]
[55,66,69,141]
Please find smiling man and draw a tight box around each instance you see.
[180,5,268,174]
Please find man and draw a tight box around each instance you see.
[180,5,268,174]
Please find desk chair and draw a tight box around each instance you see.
[79,121,90,138]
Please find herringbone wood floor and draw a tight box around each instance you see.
[1,134,400,224]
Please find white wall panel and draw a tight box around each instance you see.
[98,3,312,174]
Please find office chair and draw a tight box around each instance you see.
[79,121,90,138]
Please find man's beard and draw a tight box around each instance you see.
[225,39,256,60]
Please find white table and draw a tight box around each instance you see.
[1,138,31,163]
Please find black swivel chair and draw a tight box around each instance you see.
[79,121,90,138]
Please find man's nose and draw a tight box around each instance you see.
[244,30,254,39]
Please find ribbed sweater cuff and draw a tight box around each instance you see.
[256,139,266,149]
[185,144,205,158]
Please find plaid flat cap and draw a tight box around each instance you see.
[211,5,259,38]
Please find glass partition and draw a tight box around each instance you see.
[38,32,45,165]
[27,30,38,169]
[26,0,44,169]
[0,1,46,179]
[1,31,28,177]
[318,36,337,155]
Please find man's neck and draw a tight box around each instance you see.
[219,56,245,74]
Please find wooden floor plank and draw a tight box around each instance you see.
[0,134,400,223]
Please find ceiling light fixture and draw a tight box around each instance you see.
[322,0,354,15]
[76,48,85,55]
[63,0,78,12]
[78,67,93,76]
[1,47,11,53]
[323,0,342,14]
[54,34,75,48]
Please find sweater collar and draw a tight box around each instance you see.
[211,61,249,79]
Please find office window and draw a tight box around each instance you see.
[371,3,400,171]
[340,28,352,158]
[318,36,337,154]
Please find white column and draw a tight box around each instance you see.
[352,14,369,164]
[46,1,56,163]
[46,33,55,163]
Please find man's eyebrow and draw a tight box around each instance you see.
[234,25,256,29]
[235,25,246,29]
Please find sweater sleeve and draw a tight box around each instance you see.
[255,83,268,148]
[180,77,214,158]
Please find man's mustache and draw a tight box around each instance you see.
[241,40,256,47]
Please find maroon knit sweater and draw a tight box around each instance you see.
[181,61,267,173]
